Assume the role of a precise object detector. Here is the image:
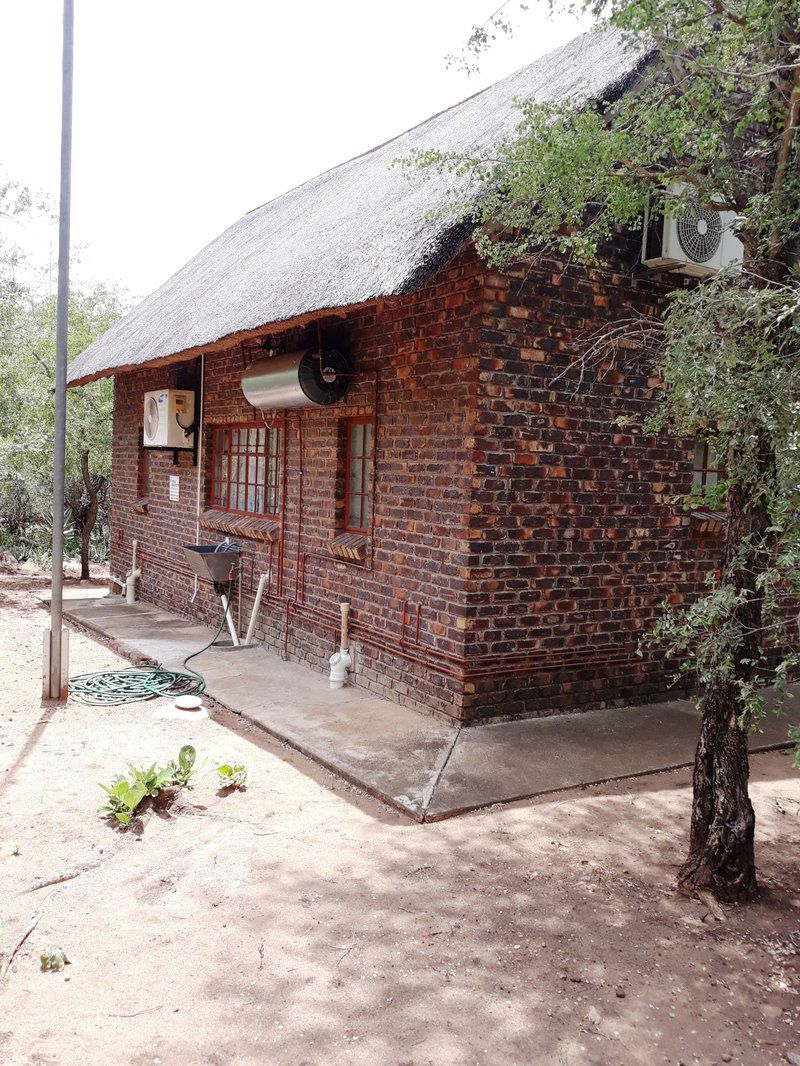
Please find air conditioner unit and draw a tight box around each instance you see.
[142,389,195,449]
[641,193,743,277]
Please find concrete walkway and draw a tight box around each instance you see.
[59,593,799,821]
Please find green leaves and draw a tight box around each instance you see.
[98,777,148,825]
[168,744,197,788]
[215,763,248,789]
[0,166,126,563]
[98,746,198,828]
[411,2,800,766]
[410,1,800,270]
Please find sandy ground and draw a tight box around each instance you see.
[1,569,800,1066]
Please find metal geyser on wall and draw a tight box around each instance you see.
[241,349,350,410]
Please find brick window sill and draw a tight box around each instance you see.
[200,508,281,543]
[328,532,368,563]
[689,509,726,535]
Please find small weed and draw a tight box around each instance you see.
[216,763,247,789]
[40,948,70,972]
[99,745,197,827]
[128,762,177,797]
[168,744,197,788]
[99,778,148,826]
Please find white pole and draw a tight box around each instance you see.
[46,0,74,700]
[220,592,240,647]
[244,573,268,646]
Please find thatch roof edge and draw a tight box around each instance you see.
[67,26,655,387]
[67,297,390,387]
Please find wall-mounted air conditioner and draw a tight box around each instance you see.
[143,389,195,449]
[641,191,743,277]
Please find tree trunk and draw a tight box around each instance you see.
[677,677,758,902]
[678,432,773,903]
[79,448,98,582]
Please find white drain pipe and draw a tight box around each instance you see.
[220,589,240,647]
[329,601,352,689]
[244,573,268,647]
[125,538,141,605]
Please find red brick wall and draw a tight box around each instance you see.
[109,239,720,722]
[110,250,483,719]
[459,234,718,719]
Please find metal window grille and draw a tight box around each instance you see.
[691,437,722,492]
[344,417,374,533]
[211,423,281,516]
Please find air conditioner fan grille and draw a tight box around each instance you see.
[676,204,723,262]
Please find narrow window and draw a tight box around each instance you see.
[344,416,374,533]
[692,436,722,493]
[211,422,282,516]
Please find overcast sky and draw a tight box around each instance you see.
[1,1,592,300]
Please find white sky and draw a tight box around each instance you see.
[0,1,591,301]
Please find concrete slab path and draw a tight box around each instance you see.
[58,593,799,821]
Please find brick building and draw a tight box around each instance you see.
[67,28,718,722]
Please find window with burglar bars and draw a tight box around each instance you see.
[692,436,722,493]
[344,417,374,533]
[211,423,281,516]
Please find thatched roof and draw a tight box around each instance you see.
[68,26,650,386]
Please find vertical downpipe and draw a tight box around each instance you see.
[190,353,205,604]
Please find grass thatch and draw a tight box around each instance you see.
[68,26,650,386]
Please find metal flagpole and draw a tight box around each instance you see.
[45,0,74,700]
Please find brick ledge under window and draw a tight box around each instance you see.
[200,508,280,542]
[689,509,726,535]
[328,532,368,563]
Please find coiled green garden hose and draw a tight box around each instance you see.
[69,596,231,707]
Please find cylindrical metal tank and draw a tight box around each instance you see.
[241,349,350,410]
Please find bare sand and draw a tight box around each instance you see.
[1,569,799,1065]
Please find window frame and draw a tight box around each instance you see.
[343,415,374,534]
[691,436,723,494]
[210,421,282,518]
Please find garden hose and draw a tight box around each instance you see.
[69,594,232,707]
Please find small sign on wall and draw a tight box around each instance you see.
[168,475,180,502]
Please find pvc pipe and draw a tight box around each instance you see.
[125,569,141,605]
[339,601,350,653]
[220,592,240,647]
[124,540,141,604]
[329,601,352,688]
[329,649,352,689]
[244,573,268,646]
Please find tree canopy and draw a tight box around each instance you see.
[0,170,126,572]
[410,0,800,900]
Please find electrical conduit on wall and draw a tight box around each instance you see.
[190,353,205,604]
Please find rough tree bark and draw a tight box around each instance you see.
[678,433,773,903]
[678,680,758,902]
